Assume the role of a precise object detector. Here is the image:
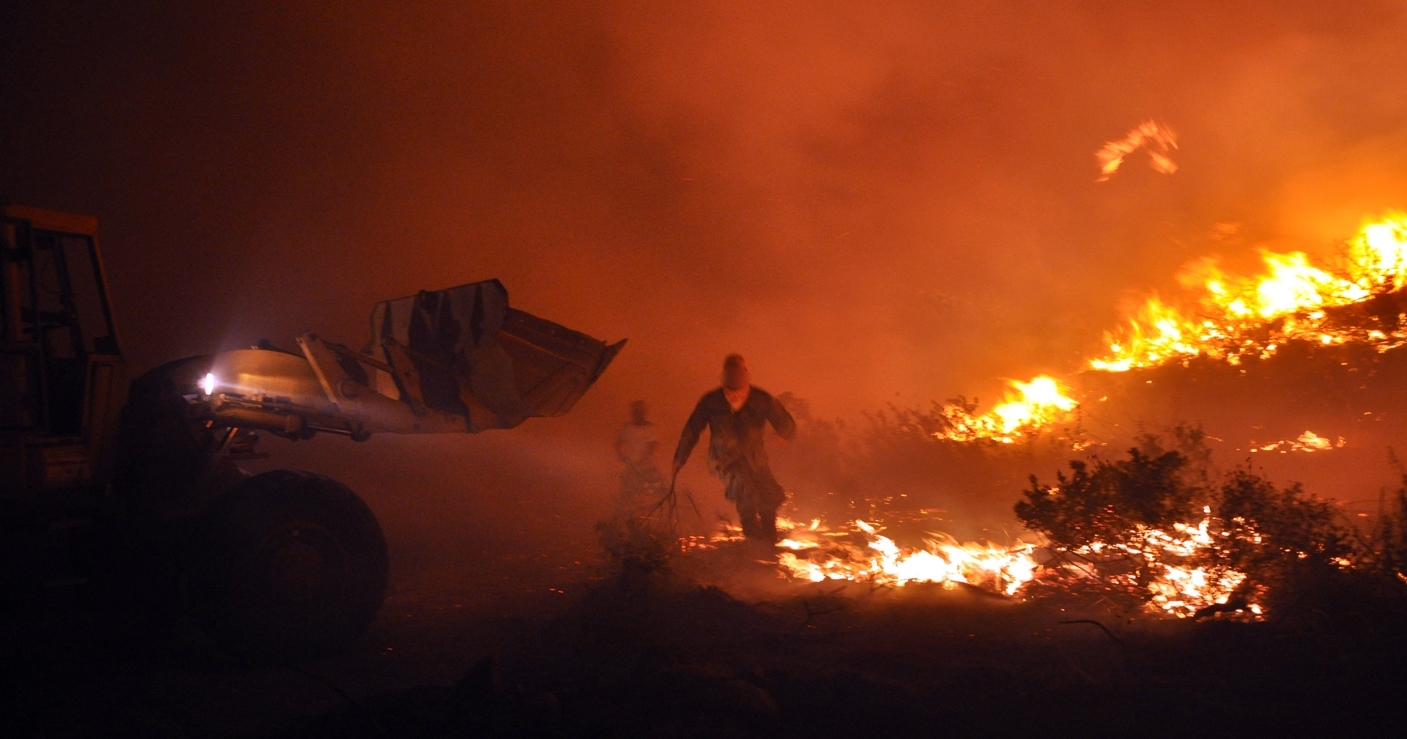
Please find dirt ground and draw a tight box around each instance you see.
[3,531,583,738]
[7,427,1407,738]
[10,521,1407,739]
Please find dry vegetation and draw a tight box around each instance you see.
[279,419,1407,737]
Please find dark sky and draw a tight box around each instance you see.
[7,2,1407,541]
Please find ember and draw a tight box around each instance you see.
[1063,511,1258,619]
[1095,119,1179,182]
[1252,431,1345,454]
[773,517,1038,595]
[742,510,1260,618]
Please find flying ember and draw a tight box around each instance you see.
[1095,120,1179,182]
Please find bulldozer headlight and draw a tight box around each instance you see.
[201,372,218,396]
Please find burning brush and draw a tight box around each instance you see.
[667,430,1407,625]
[677,214,1407,622]
[1091,215,1407,372]
[932,213,1407,445]
[746,445,1357,621]
[774,517,1038,596]
[934,376,1079,445]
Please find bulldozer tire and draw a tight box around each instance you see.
[191,470,388,660]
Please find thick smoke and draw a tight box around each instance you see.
[7,1,1407,562]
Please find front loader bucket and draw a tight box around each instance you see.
[498,307,626,417]
[366,280,624,431]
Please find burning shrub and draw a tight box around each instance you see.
[772,395,1084,536]
[1015,441,1253,616]
[1015,448,1201,557]
[1203,470,1364,620]
[1212,470,1354,579]
[1014,436,1372,618]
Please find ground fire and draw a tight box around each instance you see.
[681,212,1407,624]
[772,516,1038,595]
[761,509,1256,619]
[933,375,1078,444]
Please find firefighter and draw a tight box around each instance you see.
[672,354,796,544]
[614,400,664,518]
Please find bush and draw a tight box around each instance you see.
[1016,440,1369,616]
[1015,448,1199,555]
[1357,472,1407,580]
[771,394,1084,535]
[596,518,674,578]
[1213,469,1355,579]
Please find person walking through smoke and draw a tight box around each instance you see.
[672,354,796,544]
[614,400,664,518]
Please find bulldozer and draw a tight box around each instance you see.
[0,204,624,658]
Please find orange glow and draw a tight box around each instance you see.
[938,214,1407,449]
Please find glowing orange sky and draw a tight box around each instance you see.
[7,1,1407,437]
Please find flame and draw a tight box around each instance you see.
[769,513,1255,617]
[1065,510,1259,618]
[682,513,1261,618]
[1093,213,1407,373]
[1096,120,1179,182]
[919,214,1407,447]
[1349,217,1407,290]
[775,517,1038,596]
[935,375,1079,443]
[1149,562,1247,617]
[934,213,1407,446]
[680,215,1407,617]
